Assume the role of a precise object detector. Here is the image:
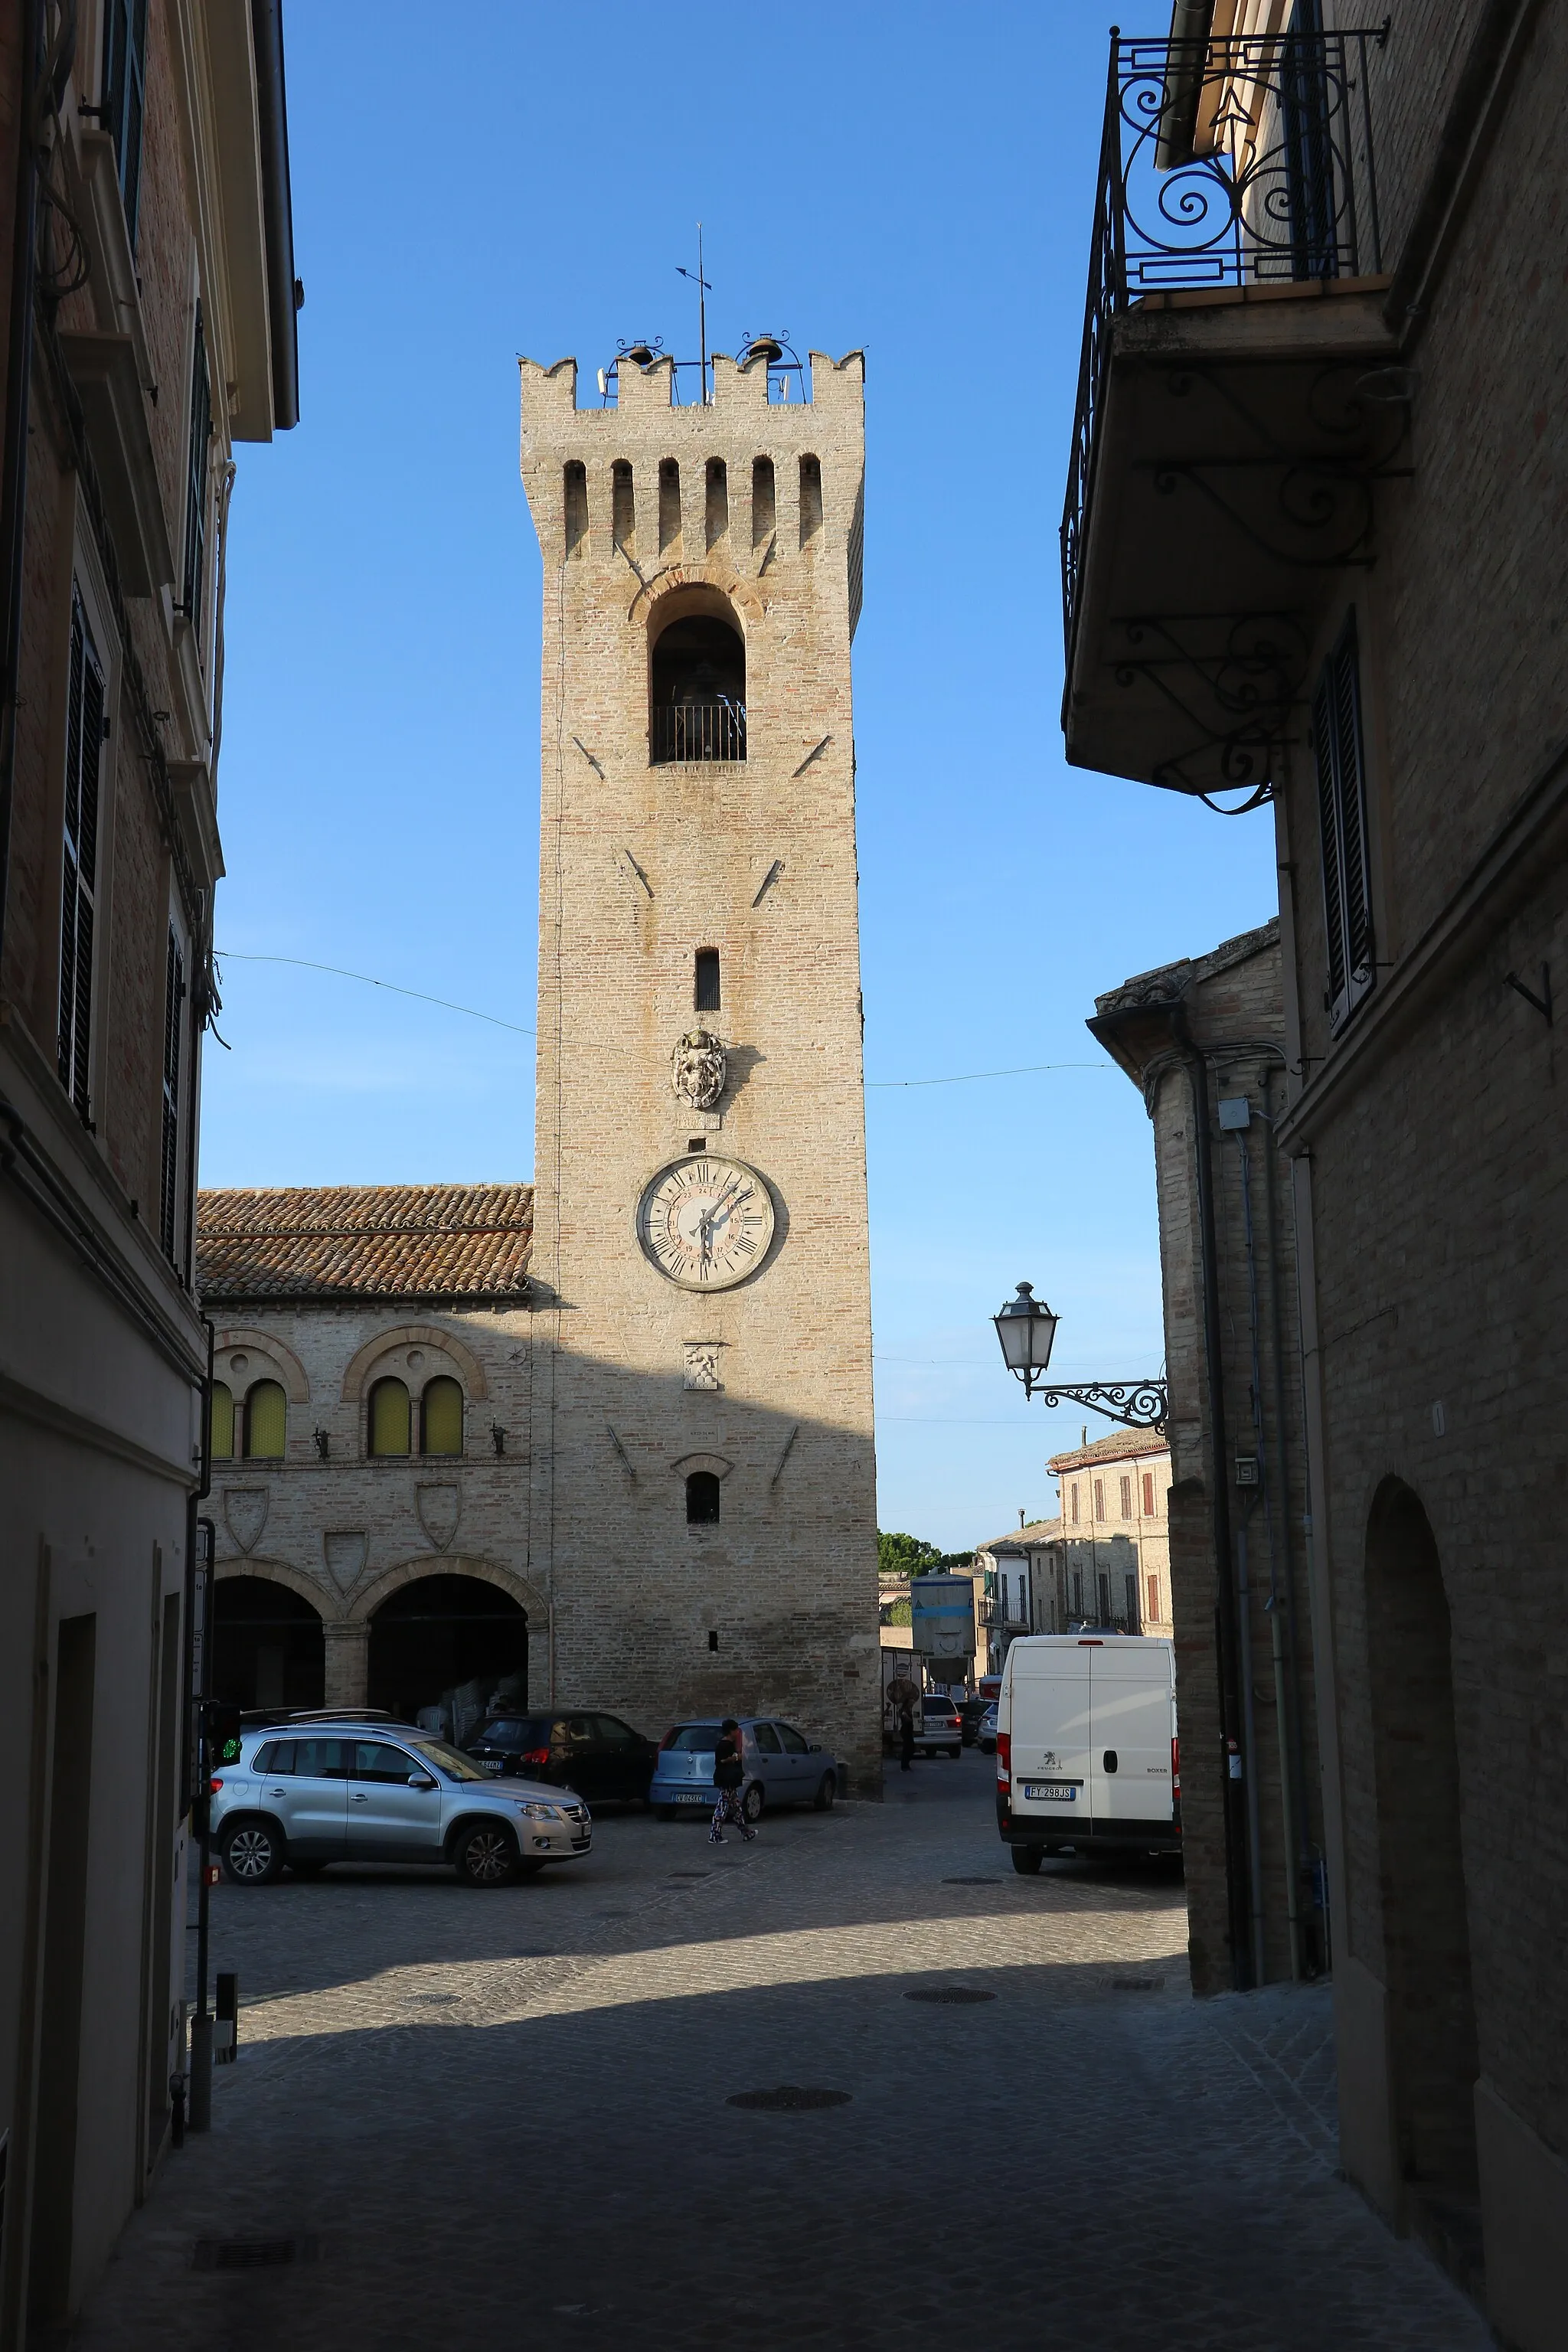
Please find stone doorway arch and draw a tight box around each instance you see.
[366,1571,528,1737]
[211,1573,325,1710]
[1365,1477,1478,2229]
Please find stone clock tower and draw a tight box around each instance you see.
[517,341,880,1792]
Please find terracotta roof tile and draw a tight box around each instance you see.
[1047,1429,1170,1475]
[196,1184,533,1304]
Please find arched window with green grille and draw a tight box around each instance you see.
[421,1376,464,1456]
[210,1380,234,1460]
[368,1377,411,1458]
[243,1380,286,1459]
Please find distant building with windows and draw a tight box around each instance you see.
[975,1435,1173,1673]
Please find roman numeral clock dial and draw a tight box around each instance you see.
[635,1155,776,1290]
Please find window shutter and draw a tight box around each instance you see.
[58,590,105,1122]
[1312,613,1374,1032]
[159,924,185,1260]
[182,305,212,635]
[103,0,149,244]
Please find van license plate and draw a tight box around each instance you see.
[1024,1782,1075,1802]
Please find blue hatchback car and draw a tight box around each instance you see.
[650,1717,841,1821]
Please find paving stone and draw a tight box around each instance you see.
[67,1756,1488,2351]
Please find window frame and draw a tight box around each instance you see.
[420,1374,466,1458]
[368,1376,413,1459]
[101,0,149,246]
[1312,610,1376,1034]
[58,583,108,1125]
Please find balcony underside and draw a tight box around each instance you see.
[1063,284,1401,795]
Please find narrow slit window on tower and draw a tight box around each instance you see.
[751,456,775,548]
[564,461,588,559]
[705,458,728,550]
[686,1471,721,1525]
[694,949,720,1012]
[658,459,681,554]
[611,459,635,554]
[799,453,822,547]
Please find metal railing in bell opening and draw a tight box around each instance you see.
[652,702,747,764]
[1060,26,1388,665]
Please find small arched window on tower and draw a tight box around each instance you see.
[243,1379,286,1460]
[650,606,746,764]
[564,461,588,559]
[421,1376,465,1457]
[752,456,775,550]
[705,459,728,550]
[686,1470,721,1525]
[611,459,635,555]
[694,949,720,1012]
[799,454,822,547]
[368,1377,412,1459]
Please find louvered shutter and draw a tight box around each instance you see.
[104,0,149,244]
[182,305,211,633]
[58,589,105,1121]
[1312,613,1374,1032]
[160,925,185,1260]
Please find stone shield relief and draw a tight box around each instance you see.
[416,1483,461,1551]
[224,1488,269,1553]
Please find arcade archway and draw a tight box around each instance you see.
[212,1575,325,1710]
[367,1573,528,1734]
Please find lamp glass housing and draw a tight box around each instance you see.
[994,1283,1058,1377]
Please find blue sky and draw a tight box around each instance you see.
[204,2,1275,1552]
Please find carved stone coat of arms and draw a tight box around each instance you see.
[671,1029,727,1112]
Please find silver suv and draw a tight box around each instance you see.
[210,1719,592,1887]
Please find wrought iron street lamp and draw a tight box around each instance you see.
[991,1282,1168,1431]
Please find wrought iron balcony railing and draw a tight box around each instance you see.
[1061,27,1387,667]
[652,701,747,764]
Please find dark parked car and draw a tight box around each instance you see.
[958,1697,989,1747]
[462,1711,658,1805]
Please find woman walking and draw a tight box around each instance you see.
[709,1718,756,1844]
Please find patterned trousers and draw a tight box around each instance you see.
[710,1786,755,1841]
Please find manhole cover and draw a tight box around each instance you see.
[193,2237,318,2271]
[406,1993,458,2006]
[903,1986,997,2005]
[1103,1977,1166,1993]
[727,2086,852,2112]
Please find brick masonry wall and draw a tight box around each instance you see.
[519,351,880,1788]
[1276,2,1568,2170]
[207,1305,538,1698]
[1097,927,1322,1996]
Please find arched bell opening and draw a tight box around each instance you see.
[649,594,746,764]
[212,1575,325,1710]
[367,1573,528,1740]
[1364,1477,1479,2222]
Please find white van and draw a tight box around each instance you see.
[996,1635,1180,1873]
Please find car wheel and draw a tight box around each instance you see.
[1011,1844,1044,1876]
[741,1782,765,1824]
[453,1822,518,1887]
[812,1772,836,1811]
[221,1818,283,1885]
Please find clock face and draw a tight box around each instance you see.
[636,1154,776,1290]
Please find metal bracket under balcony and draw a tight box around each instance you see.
[1060,27,1407,794]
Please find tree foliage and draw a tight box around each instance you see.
[877,1531,976,1579]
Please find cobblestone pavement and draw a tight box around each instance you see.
[70,1752,1490,2351]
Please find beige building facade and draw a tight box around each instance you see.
[516,345,880,1789]
[1061,3,1566,2333]
[0,4,296,2340]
